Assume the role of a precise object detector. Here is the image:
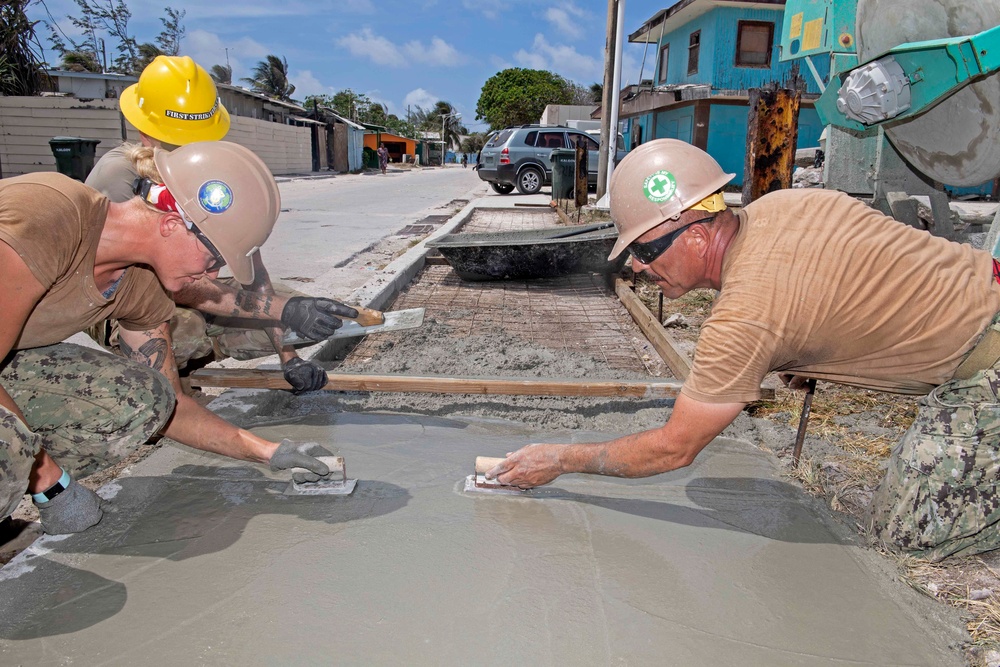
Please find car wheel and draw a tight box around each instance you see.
[490,182,515,195]
[516,167,543,195]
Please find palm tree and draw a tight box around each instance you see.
[0,0,49,95]
[61,50,102,73]
[241,54,295,101]
[210,63,232,85]
[428,100,465,151]
[134,42,164,73]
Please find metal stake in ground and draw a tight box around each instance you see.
[792,378,818,468]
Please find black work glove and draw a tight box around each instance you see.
[283,357,328,394]
[269,440,334,484]
[280,297,359,341]
[34,478,104,535]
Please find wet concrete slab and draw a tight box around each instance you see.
[0,413,964,665]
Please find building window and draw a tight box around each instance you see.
[687,30,700,75]
[736,21,773,67]
[658,44,669,83]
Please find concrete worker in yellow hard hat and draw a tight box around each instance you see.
[0,141,343,536]
[86,55,357,395]
[486,137,1000,563]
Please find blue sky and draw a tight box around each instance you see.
[30,0,676,132]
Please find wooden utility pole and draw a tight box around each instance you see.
[742,82,801,206]
[597,0,618,199]
[574,137,588,208]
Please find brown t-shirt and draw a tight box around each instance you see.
[85,143,140,203]
[0,173,174,349]
[683,188,1000,403]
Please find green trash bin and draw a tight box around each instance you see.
[549,148,575,200]
[49,137,101,181]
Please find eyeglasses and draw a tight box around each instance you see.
[132,176,227,272]
[184,218,227,272]
[626,215,715,264]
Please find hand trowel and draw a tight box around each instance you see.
[283,305,425,345]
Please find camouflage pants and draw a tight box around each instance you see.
[90,279,305,368]
[869,366,1000,561]
[0,344,175,519]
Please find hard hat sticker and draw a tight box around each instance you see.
[198,180,233,214]
[643,170,678,203]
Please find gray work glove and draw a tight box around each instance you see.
[34,479,104,535]
[281,297,359,341]
[269,439,333,484]
[282,357,328,394]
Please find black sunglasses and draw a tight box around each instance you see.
[133,177,227,272]
[626,215,716,264]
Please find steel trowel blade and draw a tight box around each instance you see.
[283,307,425,345]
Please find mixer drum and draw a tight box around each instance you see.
[856,0,1000,186]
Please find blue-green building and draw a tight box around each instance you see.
[622,0,828,186]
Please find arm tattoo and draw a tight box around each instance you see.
[232,291,274,319]
[119,336,170,372]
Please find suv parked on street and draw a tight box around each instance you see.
[476,125,626,195]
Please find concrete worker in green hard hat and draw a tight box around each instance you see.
[86,55,357,395]
[0,141,346,536]
[488,137,1000,563]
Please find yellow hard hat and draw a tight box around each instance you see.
[120,56,230,145]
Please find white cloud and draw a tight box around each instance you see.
[337,29,462,68]
[184,29,269,83]
[403,37,463,66]
[290,70,334,98]
[513,33,601,83]
[337,28,407,67]
[545,3,588,39]
[461,0,504,19]
[403,88,439,112]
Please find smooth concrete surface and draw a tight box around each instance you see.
[0,412,964,666]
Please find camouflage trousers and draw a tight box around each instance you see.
[90,279,305,368]
[869,365,1000,561]
[0,344,175,519]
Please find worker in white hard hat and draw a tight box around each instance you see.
[488,138,1000,563]
[86,55,355,395]
[0,141,345,536]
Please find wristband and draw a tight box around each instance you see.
[32,469,71,505]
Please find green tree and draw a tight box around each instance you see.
[589,82,603,104]
[242,54,295,101]
[210,63,232,85]
[460,132,488,155]
[424,100,466,150]
[154,7,184,56]
[0,0,50,95]
[476,68,573,130]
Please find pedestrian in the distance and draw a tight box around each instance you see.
[461,153,468,168]
[377,143,389,175]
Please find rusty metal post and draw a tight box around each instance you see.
[792,378,817,468]
[575,138,589,208]
[742,82,801,207]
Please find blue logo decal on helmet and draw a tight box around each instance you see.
[198,180,233,214]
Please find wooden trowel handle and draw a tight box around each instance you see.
[350,306,385,326]
[475,456,506,474]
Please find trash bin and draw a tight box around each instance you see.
[550,148,575,200]
[48,137,101,181]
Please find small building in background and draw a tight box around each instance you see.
[363,129,419,166]
[622,0,827,186]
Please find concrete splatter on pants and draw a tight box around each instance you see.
[869,367,1000,561]
[89,279,305,368]
[0,344,175,519]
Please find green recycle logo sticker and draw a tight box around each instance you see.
[643,170,677,203]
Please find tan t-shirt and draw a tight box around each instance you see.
[683,188,1000,403]
[0,173,175,349]
[85,143,139,203]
